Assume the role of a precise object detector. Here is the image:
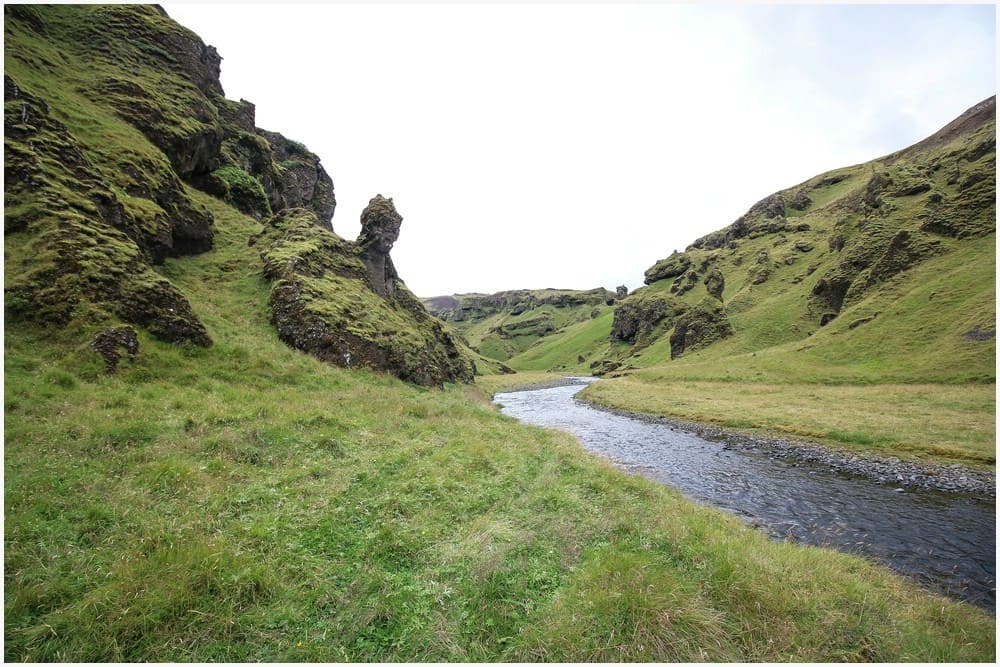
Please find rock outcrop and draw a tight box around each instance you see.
[4,4,335,347]
[252,206,476,386]
[644,251,692,285]
[669,298,733,359]
[703,267,725,300]
[4,73,212,346]
[358,195,403,298]
[610,293,688,346]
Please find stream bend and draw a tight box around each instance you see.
[494,380,996,611]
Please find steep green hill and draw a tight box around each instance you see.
[599,97,995,381]
[475,99,995,382]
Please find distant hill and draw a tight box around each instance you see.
[422,288,619,367]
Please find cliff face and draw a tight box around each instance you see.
[4,4,474,385]
[4,5,333,345]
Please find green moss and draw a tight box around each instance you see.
[208,166,271,219]
[602,98,994,378]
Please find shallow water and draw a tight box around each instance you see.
[494,380,996,611]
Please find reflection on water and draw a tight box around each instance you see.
[495,381,995,610]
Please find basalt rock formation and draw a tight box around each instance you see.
[358,195,403,298]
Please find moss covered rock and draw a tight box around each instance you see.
[611,292,688,347]
[4,4,341,347]
[3,74,211,346]
[644,251,692,285]
[669,298,733,359]
[254,207,476,386]
[704,267,725,300]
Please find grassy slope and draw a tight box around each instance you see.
[573,106,995,466]
[507,308,616,372]
[4,193,995,662]
[580,235,995,464]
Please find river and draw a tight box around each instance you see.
[494,379,996,611]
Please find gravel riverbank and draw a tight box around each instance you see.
[578,397,995,498]
[493,376,995,497]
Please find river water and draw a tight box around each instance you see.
[494,380,996,611]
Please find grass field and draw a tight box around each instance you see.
[580,377,995,465]
[4,194,995,662]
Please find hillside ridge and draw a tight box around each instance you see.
[442,97,995,380]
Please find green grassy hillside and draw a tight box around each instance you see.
[575,98,995,467]
[4,5,996,661]
[6,189,995,663]
[601,97,994,379]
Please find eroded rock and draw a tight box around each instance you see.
[358,195,403,298]
[644,251,692,284]
[91,327,139,373]
[669,298,733,358]
[255,206,476,386]
[611,293,687,344]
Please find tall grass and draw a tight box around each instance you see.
[5,194,995,661]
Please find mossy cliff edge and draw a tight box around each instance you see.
[4,4,470,385]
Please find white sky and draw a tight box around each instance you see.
[162,1,996,297]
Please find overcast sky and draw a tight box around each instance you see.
[163,1,996,297]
